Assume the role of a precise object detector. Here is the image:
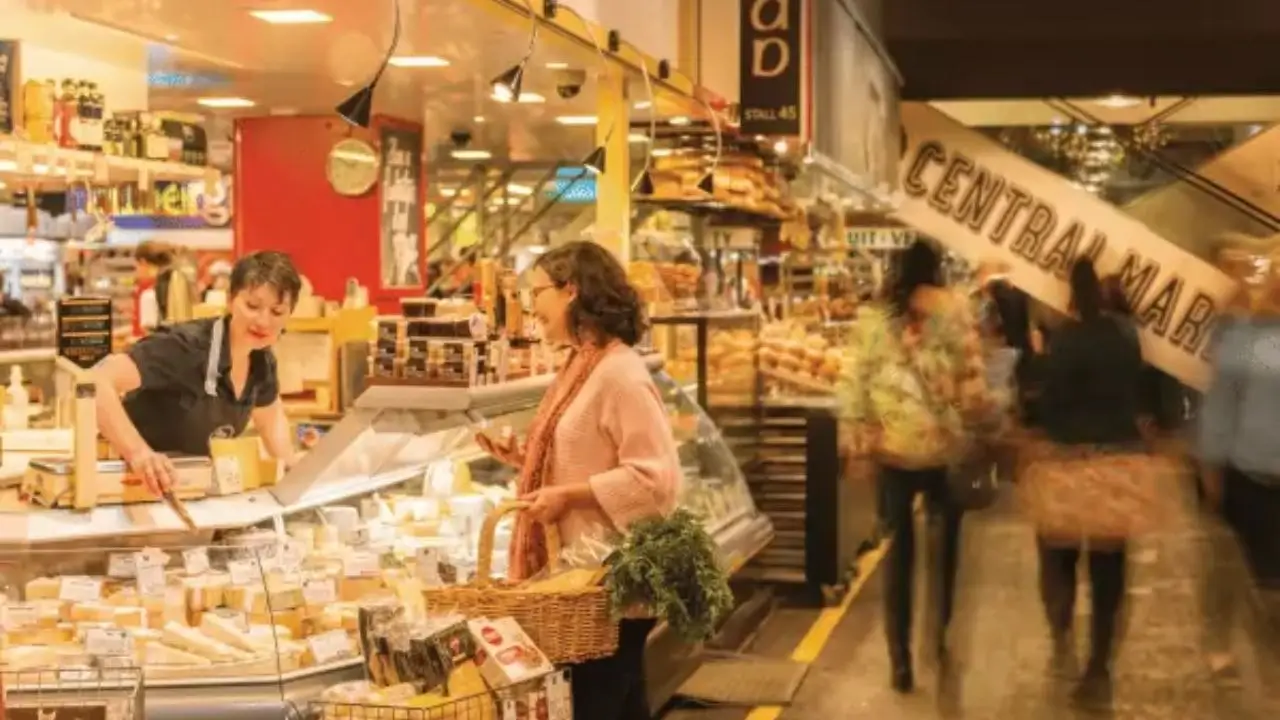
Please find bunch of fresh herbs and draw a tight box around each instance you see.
[604,509,734,643]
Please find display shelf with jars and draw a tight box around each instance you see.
[0,356,772,720]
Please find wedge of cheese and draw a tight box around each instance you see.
[200,613,256,653]
[113,606,147,629]
[25,577,60,601]
[245,623,293,651]
[161,622,252,662]
[70,602,114,623]
[143,642,213,667]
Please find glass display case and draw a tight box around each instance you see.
[0,355,772,719]
[649,310,762,411]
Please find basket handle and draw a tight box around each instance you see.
[475,500,563,586]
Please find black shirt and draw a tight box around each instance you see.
[1040,315,1144,446]
[123,317,279,457]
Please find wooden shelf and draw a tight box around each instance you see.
[0,135,208,184]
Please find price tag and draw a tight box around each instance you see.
[306,630,354,665]
[85,627,133,657]
[135,554,166,599]
[228,559,261,586]
[183,547,211,576]
[107,553,137,579]
[502,699,518,720]
[59,576,102,603]
[280,539,307,572]
[342,552,380,578]
[416,549,443,588]
[2,604,37,630]
[213,456,244,495]
[546,671,572,720]
[302,578,337,605]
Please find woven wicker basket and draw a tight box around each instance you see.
[422,501,619,665]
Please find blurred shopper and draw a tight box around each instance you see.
[474,241,679,720]
[837,240,995,693]
[1033,260,1145,703]
[134,240,193,334]
[1199,273,1280,592]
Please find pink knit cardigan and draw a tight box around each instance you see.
[542,345,681,550]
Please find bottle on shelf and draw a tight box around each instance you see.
[4,365,29,430]
[55,79,79,149]
[21,79,55,144]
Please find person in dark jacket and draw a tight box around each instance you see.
[1038,259,1145,700]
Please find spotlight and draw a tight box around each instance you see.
[636,170,655,195]
[697,173,714,194]
[336,0,400,127]
[583,146,606,175]
[336,86,375,128]
[491,64,526,103]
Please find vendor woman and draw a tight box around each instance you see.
[94,251,302,495]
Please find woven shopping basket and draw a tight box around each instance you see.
[422,501,618,664]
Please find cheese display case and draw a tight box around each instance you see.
[0,356,772,719]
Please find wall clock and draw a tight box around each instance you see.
[326,138,380,197]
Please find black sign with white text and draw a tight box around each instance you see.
[739,0,805,136]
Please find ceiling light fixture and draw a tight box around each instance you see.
[628,133,650,144]
[545,62,569,70]
[555,116,598,126]
[695,97,724,196]
[1095,94,1141,109]
[249,9,332,24]
[651,148,673,158]
[491,0,541,106]
[634,101,652,110]
[0,160,18,172]
[336,0,400,127]
[389,55,450,68]
[490,90,545,104]
[197,97,255,108]
[556,3,622,183]
[506,183,534,195]
[451,149,492,160]
[669,116,691,126]
[474,116,486,123]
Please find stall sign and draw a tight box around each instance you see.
[547,166,597,203]
[738,0,810,137]
[847,227,915,250]
[894,102,1235,390]
[56,297,113,370]
[378,125,425,288]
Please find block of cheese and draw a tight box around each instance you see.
[183,573,230,612]
[225,585,262,614]
[70,602,114,623]
[161,622,252,662]
[250,608,303,639]
[144,642,213,667]
[338,576,385,602]
[25,577,60,601]
[245,624,293,650]
[106,588,139,607]
[2,645,60,669]
[200,613,256,653]
[113,606,147,629]
[5,624,74,646]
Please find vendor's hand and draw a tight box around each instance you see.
[125,446,175,496]
[520,487,571,524]
[476,431,523,467]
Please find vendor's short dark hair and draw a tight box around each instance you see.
[534,241,647,346]
[230,251,302,308]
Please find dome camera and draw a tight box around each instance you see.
[555,68,588,100]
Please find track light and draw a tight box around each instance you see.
[491,64,526,102]
[697,173,714,194]
[336,0,401,127]
[583,146,606,175]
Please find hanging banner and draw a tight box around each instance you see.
[893,103,1236,390]
[738,0,809,137]
[378,125,424,289]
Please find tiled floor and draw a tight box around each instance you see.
[778,488,1280,719]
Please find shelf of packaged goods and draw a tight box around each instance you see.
[0,136,208,183]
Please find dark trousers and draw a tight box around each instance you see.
[1038,540,1127,667]
[570,619,656,720]
[1223,467,1280,588]
[881,465,963,662]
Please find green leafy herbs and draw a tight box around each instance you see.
[604,509,734,644]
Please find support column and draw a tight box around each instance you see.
[594,67,631,264]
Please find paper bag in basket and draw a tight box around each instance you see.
[1018,449,1178,547]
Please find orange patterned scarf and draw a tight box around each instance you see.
[509,342,611,580]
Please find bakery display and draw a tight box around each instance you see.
[758,321,843,396]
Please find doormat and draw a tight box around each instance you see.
[674,654,810,706]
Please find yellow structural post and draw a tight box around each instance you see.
[594,66,632,264]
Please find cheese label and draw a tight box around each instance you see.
[228,559,261,586]
[547,672,572,720]
[135,554,167,599]
[107,553,137,579]
[280,539,307,572]
[342,552,380,578]
[85,627,133,657]
[416,549,443,588]
[59,576,102,603]
[183,547,211,576]
[307,629,354,665]
[302,579,337,606]
[2,603,37,629]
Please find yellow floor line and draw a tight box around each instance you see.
[742,542,889,720]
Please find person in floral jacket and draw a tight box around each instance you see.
[837,240,998,693]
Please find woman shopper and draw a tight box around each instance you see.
[1035,259,1145,702]
[837,240,994,693]
[475,241,680,720]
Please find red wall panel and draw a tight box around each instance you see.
[233,114,425,313]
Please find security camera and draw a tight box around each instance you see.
[450,129,473,148]
[555,69,587,100]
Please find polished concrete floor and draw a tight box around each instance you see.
[670,486,1280,719]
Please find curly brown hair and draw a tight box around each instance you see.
[534,241,647,346]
